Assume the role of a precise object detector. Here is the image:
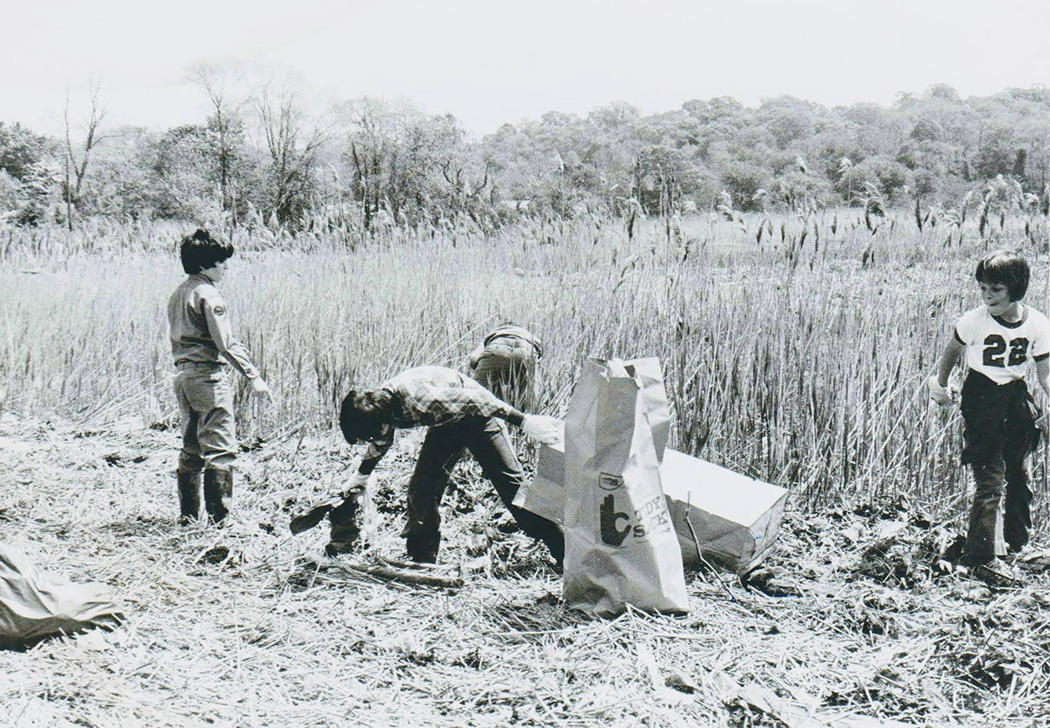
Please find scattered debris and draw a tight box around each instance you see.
[740,565,803,597]
[102,452,148,467]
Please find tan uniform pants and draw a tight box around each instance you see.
[471,339,537,412]
[174,362,237,473]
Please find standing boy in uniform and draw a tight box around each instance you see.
[930,250,1050,584]
[168,228,271,524]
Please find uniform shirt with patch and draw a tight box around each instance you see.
[954,304,1050,384]
[167,273,259,379]
[359,366,521,473]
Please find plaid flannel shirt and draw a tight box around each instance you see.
[359,366,520,472]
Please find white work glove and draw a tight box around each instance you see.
[927,375,955,406]
[521,415,564,446]
[342,471,370,497]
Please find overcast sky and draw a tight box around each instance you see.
[3,0,1049,138]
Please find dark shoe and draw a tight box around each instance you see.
[1006,539,1028,556]
[405,532,440,564]
[960,552,995,569]
[204,469,233,524]
[324,540,359,557]
[972,559,1024,588]
[177,471,202,524]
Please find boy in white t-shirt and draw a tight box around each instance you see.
[930,250,1050,584]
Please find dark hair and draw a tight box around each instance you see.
[976,250,1030,301]
[339,388,393,443]
[180,228,234,274]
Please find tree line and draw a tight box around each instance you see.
[2,76,1049,233]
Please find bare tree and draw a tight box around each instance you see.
[254,80,327,226]
[343,98,390,232]
[64,81,110,228]
[441,158,489,216]
[189,62,247,227]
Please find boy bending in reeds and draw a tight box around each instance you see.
[168,229,271,524]
[930,250,1049,585]
[292,365,563,565]
[468,323,543,412]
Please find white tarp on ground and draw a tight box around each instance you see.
[516,443,788,573]
[0,543,124,650]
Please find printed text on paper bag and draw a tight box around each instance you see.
[598,473,672,547]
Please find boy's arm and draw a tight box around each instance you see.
[420,378,560,444]
[437,381,525,425]
[935,337,964,387]
[202,293,260,380]
[357,428,394,476]
[1036,357,1050,398]
[453,383,561,442]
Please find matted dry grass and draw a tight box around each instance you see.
[2,412,1050,728]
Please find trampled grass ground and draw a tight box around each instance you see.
[2,411,1050,728]
[5,212,1050,726]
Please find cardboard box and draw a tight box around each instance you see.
[515,443,788,573]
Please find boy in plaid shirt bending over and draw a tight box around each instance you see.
[293,366,564,565]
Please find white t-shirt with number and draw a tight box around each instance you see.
[954,305,1050,384]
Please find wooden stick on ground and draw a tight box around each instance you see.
[325,559,464,589]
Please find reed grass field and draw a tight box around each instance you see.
[3,211,1050,726]
[3,211,1048,514]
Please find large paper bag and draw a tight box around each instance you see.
[515,356,669,524]
[563,358,688,616]
[661,450,787,573]
[514,440,565,524]
[629,357,670,462]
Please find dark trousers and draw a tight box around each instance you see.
[960,371,1038,563]
[402,416,564,563]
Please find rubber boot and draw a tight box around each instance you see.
[404,529,440,564]
[177,471,202,524]
[204,469,233,524]
[326,488,363,557]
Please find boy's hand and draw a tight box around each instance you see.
[468,344,485,372]
[250,377,272,402]
[927,375,955,406]
[1037,412,1050,434]
[522,415,564,446]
